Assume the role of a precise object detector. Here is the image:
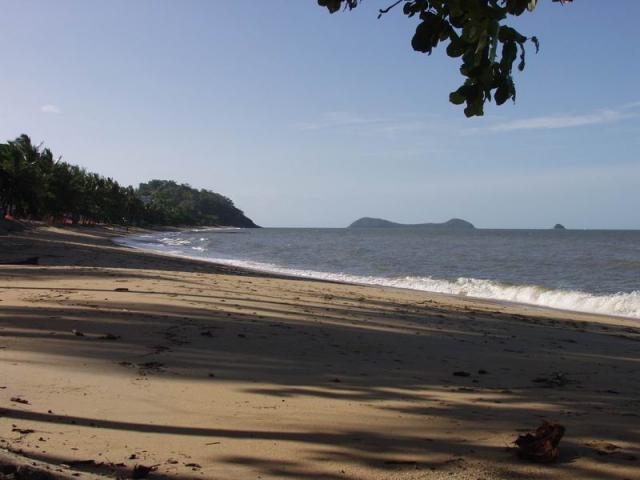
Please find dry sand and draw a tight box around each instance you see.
[0,225,639,479]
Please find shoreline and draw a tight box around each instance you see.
[115,228,640,323]
[1,225,639,479]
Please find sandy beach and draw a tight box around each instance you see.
[1,225,639,480]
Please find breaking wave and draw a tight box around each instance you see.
[115,234,640,319]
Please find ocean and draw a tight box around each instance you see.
[116,227,640,319]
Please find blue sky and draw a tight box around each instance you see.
[1,0,639,228]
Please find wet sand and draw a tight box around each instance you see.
[1,225,639,479]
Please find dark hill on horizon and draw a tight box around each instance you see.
[138,180,259,228]
[0,134,258,229]
[348,217,475,230]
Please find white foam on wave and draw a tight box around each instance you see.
[115,235,640,320]
[159,237,192,246]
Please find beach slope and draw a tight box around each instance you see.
[1,226,639,479]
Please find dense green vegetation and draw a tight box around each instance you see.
[0,134,258,228]
[319,0,571,117]
[137,180,258,227]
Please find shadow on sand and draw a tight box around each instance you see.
[1,228,639,479]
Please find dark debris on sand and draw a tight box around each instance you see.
[532,372,570,388]
[131,464,156,478]
[515,421,565,463]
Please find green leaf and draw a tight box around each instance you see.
[500,41,518,72]
[499,26,527,44]
[318,0,342,14]
[531,36,540,53]
[411,21,433,53]
[446,37,466,58]
[518,44,526,71]
[411,13,449,54]
[494,85,509,105]
[449,89,466,105]
[464,96,485,117]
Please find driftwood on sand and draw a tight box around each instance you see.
[515,421,566,463]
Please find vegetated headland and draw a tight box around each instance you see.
[0,134,258,229]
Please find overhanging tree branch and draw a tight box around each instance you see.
[318,0,573,117]
[377,0,403,19]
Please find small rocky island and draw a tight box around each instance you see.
[553,224,567,230]
[348,217,475,230]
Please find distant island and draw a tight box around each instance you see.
[348,217,475,230]
[553,224,566,230]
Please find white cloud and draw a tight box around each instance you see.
[299,102,640,138]
[296,111,388,131]
[485,102,640,132]
[295,111,443,138]
[40,104,61,114]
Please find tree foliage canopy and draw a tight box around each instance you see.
[137,180,258,227]
[0,134,258,228]
[318,0,570,117]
